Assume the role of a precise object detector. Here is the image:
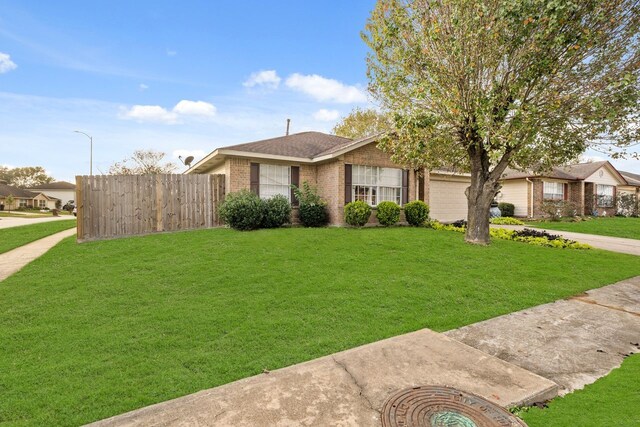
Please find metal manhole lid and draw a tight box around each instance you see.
[381,385,528,427]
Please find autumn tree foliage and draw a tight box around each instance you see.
[108,150,177,175]
[363,0,640,244]
[332,107,391,139]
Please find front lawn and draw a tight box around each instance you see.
[1,227,639,426]
[520,354,640,426]
[526,217,640,240]
[0,219,77,254]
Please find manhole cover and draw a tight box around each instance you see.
[381,386,527,427]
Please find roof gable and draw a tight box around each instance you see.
[28,181,76,190]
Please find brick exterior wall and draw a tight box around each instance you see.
[584,182,595,215]
[218,141,425,226]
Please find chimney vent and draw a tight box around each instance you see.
[286,118,291,136]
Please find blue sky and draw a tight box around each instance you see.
[0,0,637,182]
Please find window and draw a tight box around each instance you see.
[352,165,402,206]
[543,182,564,200]
[259,164,290,201]
[38,200,46,208]
[19,200,27,207]
[596,184,614,207]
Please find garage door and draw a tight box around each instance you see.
[429,177,470,222]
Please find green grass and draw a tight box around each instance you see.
[520,354,640,426]
[1,227,639,426]
[526,217,640,240]
[0,220,77,254]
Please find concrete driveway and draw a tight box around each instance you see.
[492,224,640,256]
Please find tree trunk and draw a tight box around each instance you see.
[465,144,499,245]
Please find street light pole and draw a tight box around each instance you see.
[74,130,93,176]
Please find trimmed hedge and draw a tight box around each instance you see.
[218,190,264,231]
[404,200,430,226]
[292,182,329,227]
[344,201,372,227]
[376,201,401,226]
[490,217,525,225]
[498,202,515,217]
[262,195,291,228]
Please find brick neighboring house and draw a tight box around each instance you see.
[499,161,628,218]
[0,183,59,210]
[186,131,471,225]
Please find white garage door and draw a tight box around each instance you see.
[429,177,470,222]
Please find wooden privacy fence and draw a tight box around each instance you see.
[76,174,225,241]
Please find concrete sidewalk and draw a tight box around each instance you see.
[0,228,76,281]
[0,215,75,229]
[89,277,640,427]
[492,224,640,256]
[90,328,557,427]
[447,276,640,394]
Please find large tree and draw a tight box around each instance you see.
[108,149,177,175]
[332,107,391,139]
[0,166,54,188]
[364,0,640,244]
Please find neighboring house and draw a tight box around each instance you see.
[618,170,640,197]
[499,161,627,217]
[26,181,76,206]
[0,183,58,210]
[187,131,470,224]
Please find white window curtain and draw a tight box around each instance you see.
[543,182,564,200]
[596,184,614,207]
[352,165,402,206]
[259,164,290,201]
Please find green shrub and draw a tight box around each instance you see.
[262,195,291,228]
[376,201,401,226]
[404,200,430,226]
[498,202,515,217]
[218,190,265,231]
[344,200,372,227]
[490,217,525,225]
[292,182,329,227]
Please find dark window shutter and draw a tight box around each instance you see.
[418,171,425,202]
[344,164,352,204]
[250,163,260,196]
[564,183,569,200]
[290,166,300,206]
[402,169,409,205]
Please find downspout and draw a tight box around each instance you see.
[525,178,534,218]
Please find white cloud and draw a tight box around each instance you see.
[121,105,178,124]
[166,49,177,56]
[120,100,216,124]
[285,73,367,104]
[139,83,149,91]
[313,109,340,122]
[173,100,216,117]
[0,52,17,73]
[243,70,281,89]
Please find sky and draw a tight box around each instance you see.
[0,0,638,183]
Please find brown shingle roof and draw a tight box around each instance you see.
[0,183,37,198]
[620,171,640,186]
[222,131,353,159]
[28,181,76,190]
[558,161,608,180]
[501,166,577,180]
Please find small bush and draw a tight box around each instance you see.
[490,217,525,225]
[404,200,430,226]
[617,193,639,217]
[498,202,515,217]
[540,200,578,221]
[262,195,291,228]
[376,201,401,226]
[344,200,372,227]
[292,182,329,227]
[218,190,265,231]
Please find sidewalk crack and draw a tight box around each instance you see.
[332,356,380,414]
